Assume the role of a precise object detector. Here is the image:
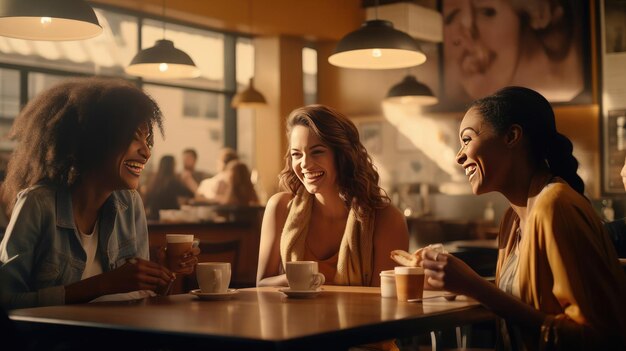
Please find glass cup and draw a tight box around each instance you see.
[394,266,425,301]
[165,234,194,272]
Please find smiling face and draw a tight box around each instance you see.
[289,125,338,196]
[443,0,521,99]
[98,124,152,191]
[455,107,509,195]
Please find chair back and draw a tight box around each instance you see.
[183,239,242,291]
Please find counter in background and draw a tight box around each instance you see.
[148,206,264,293]
[406,216,499,250]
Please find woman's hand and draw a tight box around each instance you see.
[65,258,176,303]
[421,248,484,297]
[257,274,289,287]
[156,245,201,275]
[103,258,175,294]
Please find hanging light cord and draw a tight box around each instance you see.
[162,0,167,40]
[374,0,379,20]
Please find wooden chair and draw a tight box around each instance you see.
[183,239,243,291]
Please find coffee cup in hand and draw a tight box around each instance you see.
[286,261,325,291]
[196,262,231,293]
[394,266,425,301]
[165,234,194,272]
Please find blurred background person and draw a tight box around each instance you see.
[196,147,239,203]
[144,155,194,220]
[216,160,259,206]
[443,0,584,103]
[179,148,208,194]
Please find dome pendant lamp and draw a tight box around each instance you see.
[328,1,425,70]
[385,75,437,105]
[125,0,200,79]
[0,0,102,41]
[232,0,266,109]
[232,77,267,108]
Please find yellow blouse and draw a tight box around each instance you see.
[496,175,626,350]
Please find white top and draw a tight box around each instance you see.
[79,221,103,280]
[196,172,227,200]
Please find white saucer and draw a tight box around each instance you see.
[190,289,238,301]
[278,288,323,299]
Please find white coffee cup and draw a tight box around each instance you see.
[286,261,325,291]
[196,262,231,293]
[379,270,396,298]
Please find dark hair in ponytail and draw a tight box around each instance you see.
[469,86,585,195]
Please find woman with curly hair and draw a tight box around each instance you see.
[0,77,199,310]
[256,104,408,288]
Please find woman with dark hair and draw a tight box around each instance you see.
[218,160,258,206]
[0,77,199,310]
[143,155,194,220]
[421,87,626,350]
[256,104,408,288]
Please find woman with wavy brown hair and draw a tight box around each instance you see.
[256,104,408,288]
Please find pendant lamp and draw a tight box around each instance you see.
[232,77,267,108]
[232,0,266,109]
[385,75,437,105]
[0,0,102,41]
[328,18,426,70]
[125,0,200,79]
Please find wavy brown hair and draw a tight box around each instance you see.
[279,105,389,222]
[2,77,163,213]
[223,160,258,206]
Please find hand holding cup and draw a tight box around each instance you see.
[163,234,200,275]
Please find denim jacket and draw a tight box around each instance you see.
[0,185,149,310]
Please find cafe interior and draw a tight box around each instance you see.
[1,0,626,350]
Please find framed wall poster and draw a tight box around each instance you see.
[601,0,626,194]
[437,0,593,111]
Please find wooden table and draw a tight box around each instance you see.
[10,286,494,351]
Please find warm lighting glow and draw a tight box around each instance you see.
[328,20,426,70]
[159,62,168,72]
[0,0,102,41]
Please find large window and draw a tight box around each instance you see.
[303,47,317,105]
[0,68,19,153]
[0,5,255,178]
[143,84,225,177]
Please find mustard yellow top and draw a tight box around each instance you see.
[496,175,626,349]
